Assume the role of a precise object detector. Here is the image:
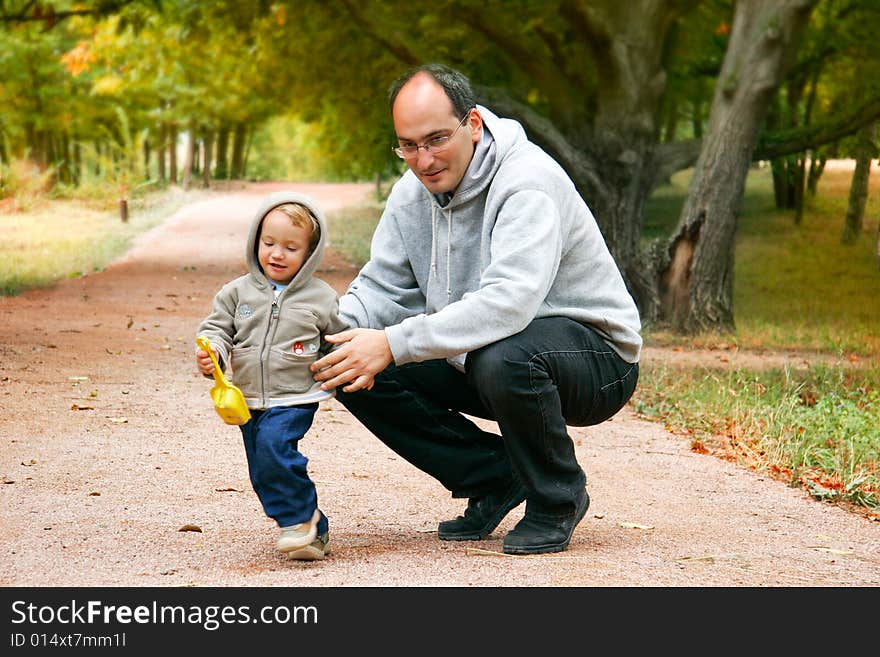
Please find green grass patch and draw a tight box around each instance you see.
[632,362,880,511]
[0,187,196,296]
[327,203,383,267]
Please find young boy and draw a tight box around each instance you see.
[196,191,348,560]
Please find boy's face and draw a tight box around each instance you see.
[257,209,312,285]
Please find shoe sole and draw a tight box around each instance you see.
[285,541,331,561]
[503,490,590,555]
[438,487,527,541]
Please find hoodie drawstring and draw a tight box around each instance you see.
[430,204,438,279]
[446,209,452,300]
[430,204,453,302]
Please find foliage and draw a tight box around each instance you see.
[632,363,880,512]
[0,187,195,295]
[0,158,56,211]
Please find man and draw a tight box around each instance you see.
[311,63,641,555]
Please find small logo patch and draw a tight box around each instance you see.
[293,341,304,355]
[238,304,254,319]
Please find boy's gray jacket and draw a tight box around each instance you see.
[339,105,642,367]
[197,191,348,409]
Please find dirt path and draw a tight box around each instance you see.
[1,182,878,587]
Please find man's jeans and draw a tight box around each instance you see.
[336,317,639,515]
[239,403,328,533]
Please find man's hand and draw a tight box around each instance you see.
[311,328,392,393]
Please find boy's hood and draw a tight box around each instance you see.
[245,191,328,291]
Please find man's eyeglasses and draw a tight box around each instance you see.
[392,108,474,159]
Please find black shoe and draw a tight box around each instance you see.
[502,487,590,555]
[438,481,528,541]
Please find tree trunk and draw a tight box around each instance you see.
[0,125,7,165]
[793,154,806,224]
[806,153,826,194]
[841,122,877,244]
[215,124,229,179]
[58,132,70,184]
[143,137,151,181]
[157,124,166,182]
[168,124,178,184]
[72,141,81,185]
[202,130,214,188]
[181,122,195,190]
[656,0,817,333]
[230,122,246,180]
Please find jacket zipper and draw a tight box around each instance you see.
[259,296,280,407]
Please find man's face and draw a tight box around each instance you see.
[392,73,481,195]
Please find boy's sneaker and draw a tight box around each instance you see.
[284,532,331,561]
[276,509,320,554]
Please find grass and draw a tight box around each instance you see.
[637,161,880,515]
[632,363,880,513]
[326,203,384,268]
[0,186,197,296]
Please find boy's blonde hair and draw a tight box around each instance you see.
[272,203,321,252]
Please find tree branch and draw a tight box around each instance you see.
[0,0,136,28]
[755,95,880,159]
[334,0,420,67]
[652,95,880,185]
[474,83,605,194]
[458,7,578,102]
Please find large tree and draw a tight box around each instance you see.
[655,0,818,332]
[271,0,880,332]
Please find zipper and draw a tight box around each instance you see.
[258,296,280,407]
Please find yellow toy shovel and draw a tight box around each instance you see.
[196,337,251,425]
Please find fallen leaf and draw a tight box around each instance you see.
[676,555,716,563]
[619,522,654,530]
[178,524,202,533]
[70,404,95,411]
[2,477,15,484]
[21,459,36,466]
[68,376,89,382]
[88,491,100,496]
[106,417,128,423]
[593,513,605,519]
[126,317,134,329]
[214,487,242,492]
[160,345,171,350]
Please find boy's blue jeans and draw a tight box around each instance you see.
[239,403,328,534]
[337,317,639,517]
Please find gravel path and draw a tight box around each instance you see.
[1,182,878,587]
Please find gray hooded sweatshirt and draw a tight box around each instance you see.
[339,105,642,368]
[197,191,348,408]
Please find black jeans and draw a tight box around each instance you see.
[336,317,639,515]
